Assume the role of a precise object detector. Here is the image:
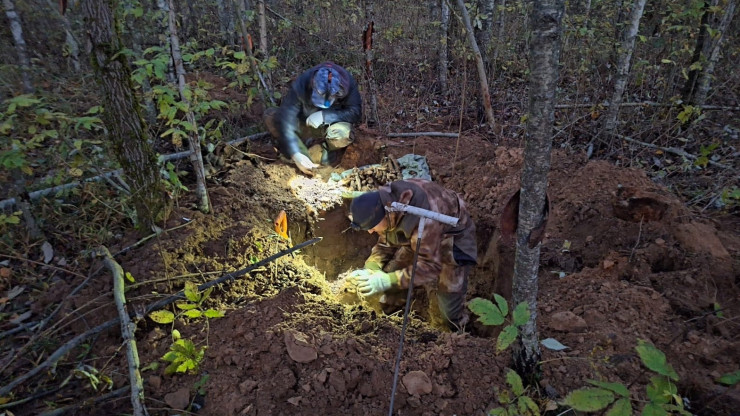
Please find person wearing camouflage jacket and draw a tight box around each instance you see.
[349,179,477,330]
[263,61,362,175]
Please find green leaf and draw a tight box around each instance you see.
[636,340,679,380]
[496,325,518,352]
[468,297,505,326]
[125,272,135,283]
[562,387,615,411]
[184,309,203,318]
[149,310,175,324]
[587,380,630,397]
[506,369,524,396]
[494,293,509,317]
[646,376,675,404]
[512,302,530,326]
[718,370,740,386]
[642,402,669,416]
[518,396,539,415]
[233,51,246,60]
[204,309,225,318]
[488,408,506,416]
[161,351,179,362]
[172,329,181,340]
[184,281,200,302]
[605,398,632,416]
[175,302,199,310]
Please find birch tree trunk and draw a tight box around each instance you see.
[363,0,379,126]
[687,0,737,105]
[512,0,565,380]
[257,0,268,57]
[455,0,496,127]
[602,0,648,138]
[3,0,33,93]
[438,0,450,94]
[156,0,176,83]
[167,0,211,214]
[82,0,168,231]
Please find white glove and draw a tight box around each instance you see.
[291,153,318,175]
[306,111,325,128]
[355,270,393,297]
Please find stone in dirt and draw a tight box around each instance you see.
[164,387,190,410]
[285,329,318,363]
[402,370,432,396]
[549,311,588,332]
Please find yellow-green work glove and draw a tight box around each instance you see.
[355,270,396,297]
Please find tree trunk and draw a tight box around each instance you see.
[477,0,495,66]
[166,0,211,214]
[216,0,236,46]
[363,0,379,126]
[123,0,157,125]
[82,0,168,231]
[492,0,507,67]
[234,0,250,50]
[438,0,450,94]
[455,0,496,127]
[602,0,648,138]
[47,0,81,72]
[156,0,176,83]
[687,0,737,105]
[257,0,268,57]
[3,0,33,93]
[512,0,565,381]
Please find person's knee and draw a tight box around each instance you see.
[325,122,353,150]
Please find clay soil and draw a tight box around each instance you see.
[4,128,740,416]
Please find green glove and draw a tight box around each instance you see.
[364,261,383,271]
[356,270,396,297]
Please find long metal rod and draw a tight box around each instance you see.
[387,219,426,416]
[387,202,459,227]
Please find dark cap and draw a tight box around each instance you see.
[350,192,385,231]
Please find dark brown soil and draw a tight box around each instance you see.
[3,128,739,416]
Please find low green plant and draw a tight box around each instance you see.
[467,294,531,352]
[489,369,540,416]
[562,339,691,415]
[73,364,113,391]
[149,281,225,323]
[161,329,206,375]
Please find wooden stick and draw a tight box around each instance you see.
[554,101,740,111]
[618,134,732,169]
[97,246,148,416]
[386,132,459,138]
[0,237,321,397]
[0,132,271,210]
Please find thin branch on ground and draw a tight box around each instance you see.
[96,246,148,416]
[387,132,459,138]
[618,134,733,169]
[0,237,321,397]
[554,101,740,111]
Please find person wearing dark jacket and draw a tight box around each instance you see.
[264,62,362,175]
[348,179,478,331]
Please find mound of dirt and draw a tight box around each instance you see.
[8,130,738,416]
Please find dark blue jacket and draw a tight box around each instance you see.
[275,62,362,158]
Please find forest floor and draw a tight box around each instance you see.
[2,125,739,415]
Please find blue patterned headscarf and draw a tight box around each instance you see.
[311,63,346,109]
